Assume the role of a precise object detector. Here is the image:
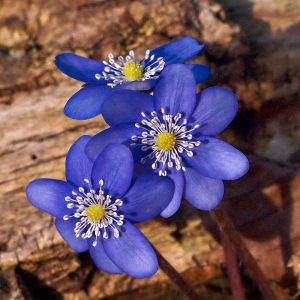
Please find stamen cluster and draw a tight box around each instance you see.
[131,109,201,176]
[63,179,124,247]
[95,50,165,87]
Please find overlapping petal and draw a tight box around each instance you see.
[160,169,184,218]
[64,85,112,120]
[55,53,105,83]
[184,168,224,211]
[191,86,238,135]
[150,37,204,64]
[85,123,141,162]
[122,175,174,223]
[103,221,158,278]
[91,144,133,198]
[186,64,210,84]
[88,238,123,274]
[183,137,249,180]
[154,64,197,118]
[66,135,92,187]
[116,79,156,91]
[55,218,88,253]
[26,179,75,218]
[102,90,154,126]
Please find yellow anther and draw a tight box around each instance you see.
[123,61,143,80]
[86,204,104,223]
[156,132,176,151]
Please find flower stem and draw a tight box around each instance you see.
[220,228,246,300]
[154,247,202,300]
[212,207,277,300]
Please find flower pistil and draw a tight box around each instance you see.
[131,109,201,176]
[95,50,165,87]
[63,179,124,246]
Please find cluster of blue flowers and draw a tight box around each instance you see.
[26,37,249,279]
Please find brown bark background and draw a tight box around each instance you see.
[0,0,299,299]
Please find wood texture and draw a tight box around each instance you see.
[0,0,299,299]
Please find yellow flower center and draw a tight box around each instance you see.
[123,61,143,80]
[156,132,176,151]
[86,204,105,223]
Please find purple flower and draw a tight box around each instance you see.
[85,64,249,217]
[55,37,210,120]
[26,137,174,278]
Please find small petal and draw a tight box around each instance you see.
[186,64,210,84]
[191,86,238,135]
[64,85,112,120]
[26,179,75,218]
[160,169,184,218]
[66,135,92,187]
[150,36,204,64]
[184,168,224,211]
[55,53,105,83]
[154,64,196,118]
[103,221,158,278]
[55,218,88,253]
[122,175,174,223]
[85,123,141,162]
[88,238,123,274]
[91,144,133,198]
[102,90,154,126]
[183,137,249,180]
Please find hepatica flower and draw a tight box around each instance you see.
[86,64,249,217]
[26,137,174,278]
[55,37,210,120]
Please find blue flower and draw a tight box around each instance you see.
[26,137,174,278]
[55,37,210,120]
[85,64,249,217]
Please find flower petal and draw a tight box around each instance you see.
[91,144,133,198]
[154,64,196,118]
[64,85,112,120]
[26,179,75,218]
[102,90,154,126]
[160,169,184,218]
[103,221,158,278]
[55,53,105,83]
[85,123,141,162]
[184,168,224,210]
[116,79,156,91]
[122,175,174,223]
[191,86,238,135]
[150,36,204,64]
[66,135,92,187]
[88,238,123,274]
[55,218,88,253]
[183,137,249,180]
[186,64,211,84]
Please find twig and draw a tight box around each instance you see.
[220,229,246,300]
[212,207,277,300]
[292,290,300,300]
[154,247,202,300]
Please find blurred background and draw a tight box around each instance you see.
[0,0,300,299]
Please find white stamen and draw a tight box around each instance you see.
[94,49,165,87]
[131,111,201,176]
[63,179,124,247]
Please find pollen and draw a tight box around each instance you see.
[156,132,176,151]
[86,204,104,223]
[123,61,143,80]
